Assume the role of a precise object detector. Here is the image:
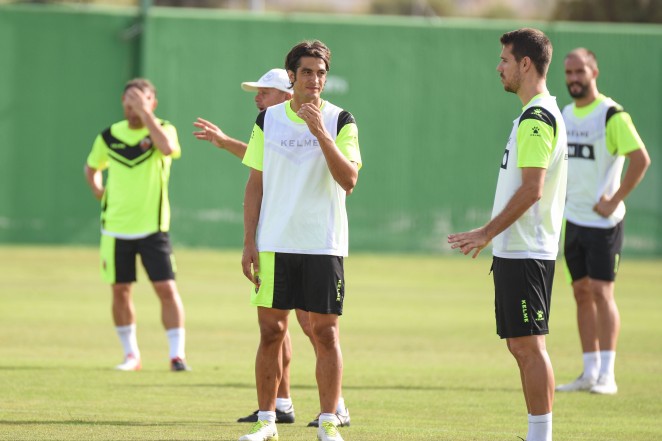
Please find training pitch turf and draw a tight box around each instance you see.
[0,246,660,440]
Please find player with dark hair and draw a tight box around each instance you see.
[239,40,361,441]
[448,28,567,441]
[193,68,352,427]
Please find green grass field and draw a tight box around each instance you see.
[1,246,661,441]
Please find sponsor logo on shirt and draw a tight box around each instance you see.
[567,129,589,138]
[280,139,320,148]
[567,143,595,160]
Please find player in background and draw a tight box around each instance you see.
[84,78,190,372]
[555,48,650,395]
[193,69,292,160]
[193,68,351,428]
[448,28,567,441]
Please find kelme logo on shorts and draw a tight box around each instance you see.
[336,280,342,302]
[535,310,544,321]
[521,300,529,323]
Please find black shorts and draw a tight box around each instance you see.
[564,220,624,282]
[100,232,176,284]
[252,252,345,315]
[492,256,555,339]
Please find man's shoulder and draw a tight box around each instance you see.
[602,97,626,124]
[322,101,356,129]
[518,105,557,129]
[96,120,126,146]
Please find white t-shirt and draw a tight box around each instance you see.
[563,94,645,228]
[243,100,361,256]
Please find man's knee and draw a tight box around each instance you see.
[258,310,289,345]
[152,280,180,302]
[507,337,546,364]
[112,283,132,303]
[310,317,339,349]
[591,279,615,305]
[572,277,592,304]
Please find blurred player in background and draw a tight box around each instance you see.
[239,40,361,441]
[555,48,650,395]
[448,28,567,441]
[193,68,351,428]
[84,78,190,372]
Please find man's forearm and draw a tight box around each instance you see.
[142,112,177,156]
[610,148,651,205]
[318,134,358,192]
[220,137,248,160]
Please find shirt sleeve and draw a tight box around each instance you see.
[242,124,265,171]
[163,123,182,159]
[86,134,109,171]
[336,122,362,169]
[516,108,555,169]
[517,119,554,168]
[606,111,645,156]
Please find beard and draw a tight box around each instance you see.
[502,75,519,94]
[567,81,590,98]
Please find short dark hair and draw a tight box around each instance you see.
[500,28,552,77]
[566,47,598,71]
[124,78,156,95]
[284,40,331,74]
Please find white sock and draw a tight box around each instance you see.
[527,412,552,441]
[275,397,293,411]
[582,351,600,380]
[336,397,347,414]
[166,327,186,360]
[257,410,276,423]
[319,413,338,426]
[599,350,616,378]
[116,324,140,358]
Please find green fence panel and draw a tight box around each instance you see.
[143,10,662,255]
[0,4,138,245]
[1,5,660,255]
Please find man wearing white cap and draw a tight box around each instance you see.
[193,68,351,428]
[193,69,292,159]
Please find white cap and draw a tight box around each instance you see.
[241,68,291,94]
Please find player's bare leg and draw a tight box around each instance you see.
[255,307,290,411]
[112,283,135,326]
[508,335,554,441]
[301,309,350,427]
[557,277,601,391]
[309,312,342,413]
[278,330,293,399]
[153,280,185,329]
